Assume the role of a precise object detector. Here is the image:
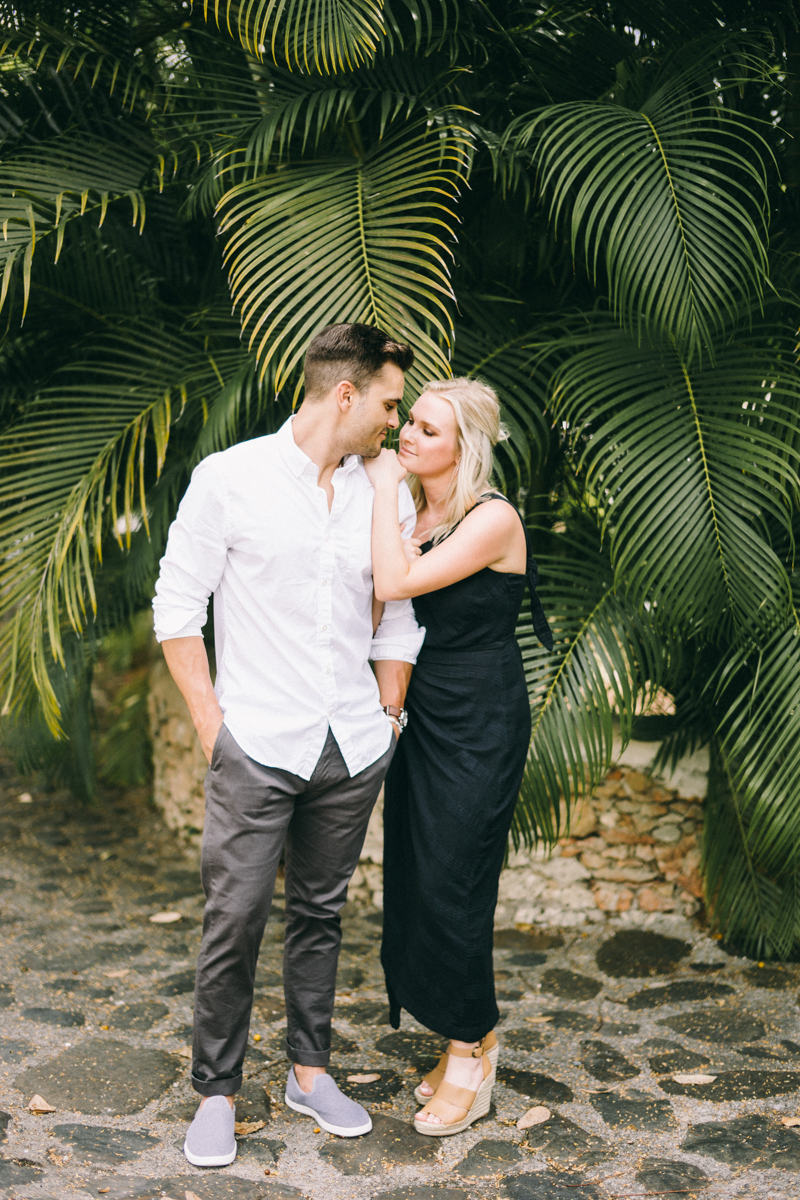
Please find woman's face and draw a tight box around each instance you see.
[398,391,459,478]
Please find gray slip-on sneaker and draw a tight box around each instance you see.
[183,1094,237,1166]
[284,1067,372,1137]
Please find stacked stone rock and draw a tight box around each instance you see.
[490,767,704,930]
[562,768,704,918]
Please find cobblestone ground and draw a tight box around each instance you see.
[1,760,800,1200]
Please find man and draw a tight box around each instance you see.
[152,324,424,1165]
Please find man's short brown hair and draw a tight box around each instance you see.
[303,323,414,399]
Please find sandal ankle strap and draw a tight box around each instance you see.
[447,1036,487,1059]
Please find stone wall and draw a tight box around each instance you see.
[147,659,708,923]
[349,742,708,925]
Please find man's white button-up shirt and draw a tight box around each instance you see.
[152,417,425,779]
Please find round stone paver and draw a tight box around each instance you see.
[625,980,735,1009]
[659,1009,767,1043]
[580,1040,639,1082]
[20,1006,85,1026]
[497,1068,573,1103]
[51,1122,160,1163]
[681,1113,800,1169]
[503,1173,601,1199]
[318,1113,438,1174]
[596,930,690,977]
[453,1137,522,1175]
[108,1002,170,1031]
[539,969,602,1000]
[13,1037,182,1115]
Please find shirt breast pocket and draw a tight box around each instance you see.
[336,531,373,596]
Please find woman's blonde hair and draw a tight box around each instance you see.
[407,376,508,544]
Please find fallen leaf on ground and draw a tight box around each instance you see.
[47,1148,71,1165]
[104,969,129,978]
[346,1073,381,1083]
[524,1015,553,1024]
[673,1074,717,1084]
[185,1191,203,1200]
[27,1094,56,1113]
[176,1046,193,1060]
[517,1105,551,1129]
[234,1120,266,1135]
[17,792,32,803]
[98,1191,110,1195]
[781,1116,800,1127]
[150,911,182,923]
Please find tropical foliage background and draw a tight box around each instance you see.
[0,0,799,958]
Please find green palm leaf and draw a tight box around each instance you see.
[710,623,800,927]
[546,324,800,640]
[513,530,670,848]
[702,714,800,961]
[217,117,470,394]
[0,133,153,319]
[451,308,553,488]
[0,320,233,730]
[511,51,771,361]
[205,0,386,73]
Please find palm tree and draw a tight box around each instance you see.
[1,0,798,959]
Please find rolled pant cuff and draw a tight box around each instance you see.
[191,1072,242,1097]
[285,1038,330,1067]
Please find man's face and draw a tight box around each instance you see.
[345,363,405,458]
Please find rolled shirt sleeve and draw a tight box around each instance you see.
[152,457,229,642]
[370,480,425,664]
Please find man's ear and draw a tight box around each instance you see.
[335,379,356,412]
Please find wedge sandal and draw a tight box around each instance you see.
[413,1029,498,1104]
[413,1036,496,1137]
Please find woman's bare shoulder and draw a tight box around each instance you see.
[461,495,521,531]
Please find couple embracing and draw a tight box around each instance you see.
[152,322,552,1165]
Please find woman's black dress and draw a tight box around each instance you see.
[381,495,552,1041]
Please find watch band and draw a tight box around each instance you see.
[382,704,408,729]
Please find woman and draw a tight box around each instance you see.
[364,377,552,1137]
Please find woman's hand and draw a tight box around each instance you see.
[364,448,407,488]
[403,536,423,564]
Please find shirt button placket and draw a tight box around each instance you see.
[319,521,336,718]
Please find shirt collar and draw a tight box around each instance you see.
[278,415,361,477]
[278,415,316,478]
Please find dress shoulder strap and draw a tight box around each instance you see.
[472,492,554,652]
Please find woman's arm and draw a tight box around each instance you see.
[366,450,524,602]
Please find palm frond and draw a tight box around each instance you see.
[714,623,800,881]
[216,117,471,395]
[510,46,772,361]
[0,319,231,730]
[512,529,670,849]
[545,323,800,640]
[451,307,553,488]
[0,132,153,319]
[702,729,800,960]
[205,0,386,74]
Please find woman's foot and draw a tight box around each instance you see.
[416,1040,485,1125]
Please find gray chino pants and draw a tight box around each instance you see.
[191,723,394,1096]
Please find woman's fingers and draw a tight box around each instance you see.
[363,447,407,485]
